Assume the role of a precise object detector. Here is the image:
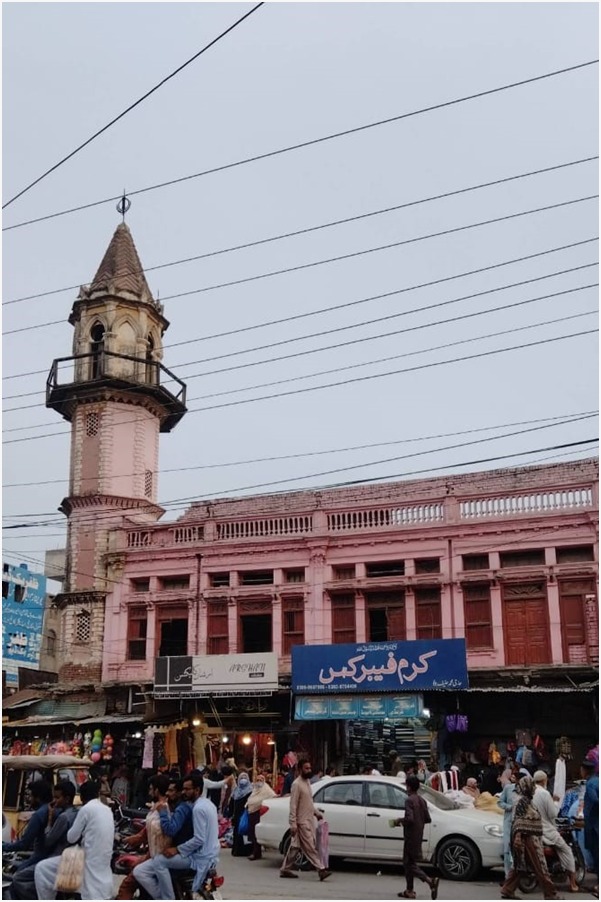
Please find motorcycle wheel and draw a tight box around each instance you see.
[517,873,538,894]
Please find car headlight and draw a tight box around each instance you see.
[484,824,503,837]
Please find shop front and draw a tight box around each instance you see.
[291,638,469,773]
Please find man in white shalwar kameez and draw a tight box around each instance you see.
[35,781,115,900]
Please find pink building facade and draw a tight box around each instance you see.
[102,458,598,683]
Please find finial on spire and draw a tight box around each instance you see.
[116,190,131,222]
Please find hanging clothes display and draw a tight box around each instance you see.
[142,728,155,769]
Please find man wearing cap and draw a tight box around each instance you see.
[532,770,579,893]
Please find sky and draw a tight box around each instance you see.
[2,1,599,581]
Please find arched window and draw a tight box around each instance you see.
[75,610,91,644]
[90,322,105,379]
[146,333,156,384]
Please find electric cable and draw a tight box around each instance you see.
[6,192,597,337]
[2,3,265,209]
[3,155,596,307]
[3,237,596,383]
[3,58,597,230]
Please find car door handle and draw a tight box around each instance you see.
[367,812,381,817]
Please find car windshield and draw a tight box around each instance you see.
[419,784,461,811]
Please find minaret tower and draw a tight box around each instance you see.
[46,215,186,682]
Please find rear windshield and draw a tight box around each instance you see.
[419,785,461,811]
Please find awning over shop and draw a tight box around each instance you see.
[3,714,142,728]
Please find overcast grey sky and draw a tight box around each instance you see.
[2,2,599,575]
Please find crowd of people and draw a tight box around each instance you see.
[3,748,598,900]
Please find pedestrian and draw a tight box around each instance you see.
[156,771,221,900]
[2,779,51,864]
[14,780,77,900]
[230,771,253,857]
[246,773,276,860]
[581,757,599,899]
[532,770,579,892]
[500,775,560,900]
[281,764,297,796]
[280,757,331,882]
[35,780,114,901]
[389,750,403,776]
[111,765,130,806]
[498,770,518,877]
[393,774,439,900]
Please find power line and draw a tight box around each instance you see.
[4,299,596,433]
[3,155,597,307]
[4,272,597,411]
[2,3,265,210]
[3,58,598,231]
[3,410,595,489]
[4,237,596,384]
[4,417,597,525]
[4,428,598,530]
[3,193,598,338]
[3,329,596,448]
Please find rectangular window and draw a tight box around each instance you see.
[207,600,229,655]
[144,470,153,498]
[332,565,356,581]
[157,611,188,657]
[209,573,230,588]
[131,578,150,593]
[14,585,25,603]
[282,597,305,655]
[415,586,442,640]
[414,558,440,574]
[159,575,190,591]
[127,607,148,660]
[239,570,274,586]
[365,561,405,578]
[462,583,493,649]
[284,568,305,583]
[462,553,490,571]
[2,581,9,599]
[500,549,545,568]
[365,591,405,642]
[331,593,356,644]
[556,545,595,564]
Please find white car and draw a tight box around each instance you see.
[255,775,503,881]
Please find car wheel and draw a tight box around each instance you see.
[282,832,312,871]
[436,836,480,881]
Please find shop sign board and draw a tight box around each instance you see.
[2,563,46,688]
[295,693,423,720]
[292,638,468,693]
[154,652,279,697]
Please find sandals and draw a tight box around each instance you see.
[397,893,416,899]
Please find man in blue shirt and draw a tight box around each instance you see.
[11,780,78,900]
[144,772,220,900]
[134,778,194,899]
[2,779,52,868]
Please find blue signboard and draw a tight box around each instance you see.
[295,693,423,721]
[292,639,468,693]
[2,563,46,687]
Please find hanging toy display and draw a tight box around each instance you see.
[83,732,92,757]
[102,733,114,761]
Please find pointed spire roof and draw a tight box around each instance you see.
[85,223,156,305]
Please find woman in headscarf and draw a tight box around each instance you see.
[500,775,560,900]
[230,770,253,857]
[246,773,276,860]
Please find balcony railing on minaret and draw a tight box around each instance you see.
[46,350,187,431]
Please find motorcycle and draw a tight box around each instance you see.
[111,838,224,901]
[2,851,30,900]
[518,817,586,894]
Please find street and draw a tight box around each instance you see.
[212,852,599,900]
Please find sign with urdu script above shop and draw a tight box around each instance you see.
[154,653,279,697]
[292,639,468,693]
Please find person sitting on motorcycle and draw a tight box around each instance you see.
[2,779,52,868]
[116,774,172,900]
[147,772,221,901]
[13,780,78,901]
[532,770,579,893]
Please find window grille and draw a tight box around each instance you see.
[86,412,99,436]
[75,610,91,643]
